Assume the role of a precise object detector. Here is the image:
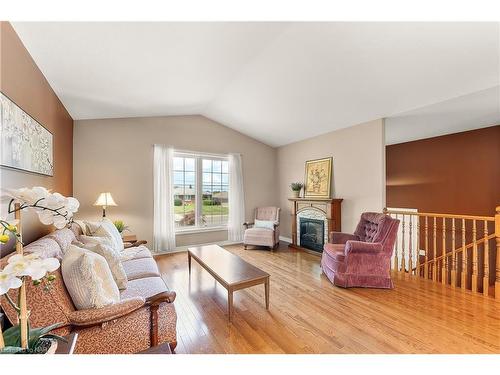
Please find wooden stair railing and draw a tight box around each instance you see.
[383,207,500,299]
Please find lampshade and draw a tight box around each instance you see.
[94,192,117,207]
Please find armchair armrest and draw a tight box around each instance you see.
[345,240,382,255]
[68,297,145,327]
[243,222,254,229]
[329,232,360,244]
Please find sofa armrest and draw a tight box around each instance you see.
[329,232,359,244]
[345,240,382,255]
[243,222,254,229]
[145,291,176,306]
[145,291,176,347]
[68,297,146,327]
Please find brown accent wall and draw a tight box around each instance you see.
[0,22,73,249]
[386,125,500,216]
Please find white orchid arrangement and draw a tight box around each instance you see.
[0,186,79,354]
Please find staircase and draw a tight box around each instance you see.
[384,207,500,299]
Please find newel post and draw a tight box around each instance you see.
[495,206,500,299]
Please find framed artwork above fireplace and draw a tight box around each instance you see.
[304,157,332,199]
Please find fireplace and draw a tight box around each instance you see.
[299,217,325,253]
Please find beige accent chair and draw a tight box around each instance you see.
[243,207,281,250]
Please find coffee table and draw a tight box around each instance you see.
[188,244,270,321]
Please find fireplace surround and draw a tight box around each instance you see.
[288,197,343,255]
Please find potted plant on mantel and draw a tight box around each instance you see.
[0,186,79,354]
[290,182,304,198]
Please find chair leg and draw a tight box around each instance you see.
[244,245,247,250]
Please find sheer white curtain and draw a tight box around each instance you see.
[153,145,176,252]
[228,153,245,242]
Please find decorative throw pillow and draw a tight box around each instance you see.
[61,245,120,310]
[84,218,124,253]
[79,235,116,250]
[80,242,128,290]
[254,219,275,230]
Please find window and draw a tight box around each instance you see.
[173,152,229,231]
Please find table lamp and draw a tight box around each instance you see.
[94,192,117,217]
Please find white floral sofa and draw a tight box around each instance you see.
[0,224,177,354]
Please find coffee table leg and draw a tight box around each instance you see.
[188,252,191,275]
[228,289,233,321]
[265,277,270,309]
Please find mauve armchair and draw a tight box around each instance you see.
[243,207,281,250]
[321,212,400,289]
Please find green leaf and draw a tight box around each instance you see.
[2,325,21,347]
[28,323,62,348]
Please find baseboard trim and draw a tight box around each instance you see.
[153,240,242,257]
[279,236,292,243]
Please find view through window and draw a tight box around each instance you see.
[173,153,229,230]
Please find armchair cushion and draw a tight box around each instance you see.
[243,227,275,247]
[69,297,145,327]
[329,232,360,244]
[254,219,276,230]
[323,243,346,262]
[345,240,383,255]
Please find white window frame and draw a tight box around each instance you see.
[174,151,229,234]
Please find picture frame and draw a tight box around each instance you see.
[304,157,333,199]
[0,92,54,176]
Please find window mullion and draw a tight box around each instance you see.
[196,156,202,228]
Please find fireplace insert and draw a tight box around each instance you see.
[299,217,324,252]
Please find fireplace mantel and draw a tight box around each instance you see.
[288,197,343,255]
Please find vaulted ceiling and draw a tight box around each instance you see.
[12,22,500,146]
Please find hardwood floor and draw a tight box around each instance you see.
[156,243,500,354]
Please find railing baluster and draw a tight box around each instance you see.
[409,217,413,275]
[451,218,457,287]
[384,208,496,299]
[433,217,437,282]
[483,220,489,296]
[425,216,429,279]
[461,218,467,290]
[472,220,478,293]
[442,217,447,284]
[401,215,406,273]
[495,207,500,299]
[394,214,399,271]
[416,217,421,277]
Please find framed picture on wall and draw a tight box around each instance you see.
[304,157,333,199]
[0,92,54,176]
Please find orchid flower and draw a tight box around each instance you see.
[0,270,22,296]
[4,254,60,281]
[2,186,80,229]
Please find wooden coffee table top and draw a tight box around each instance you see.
[188,245,269,287]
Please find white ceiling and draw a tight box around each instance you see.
[385,86,500,145]
[12,22,500,147]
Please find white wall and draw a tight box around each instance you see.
[73,115,277,248]
[277,119,386,238]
